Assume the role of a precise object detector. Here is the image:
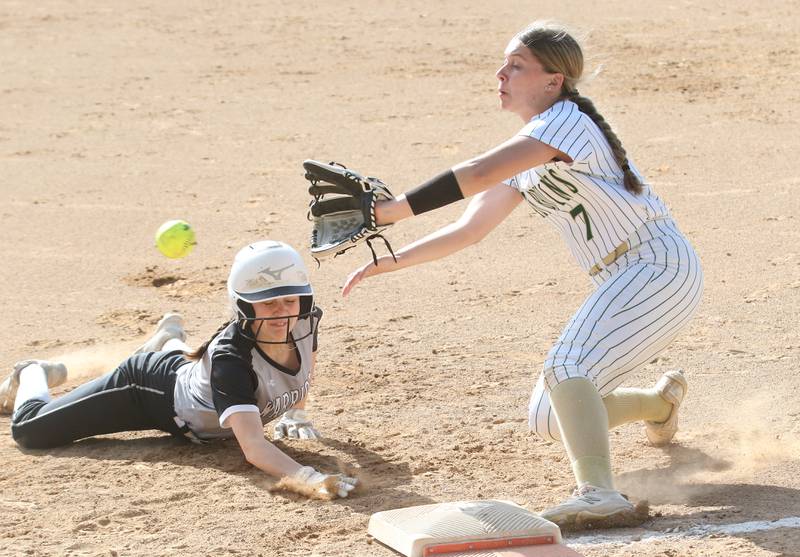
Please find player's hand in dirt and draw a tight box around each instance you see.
[277,466,359,500]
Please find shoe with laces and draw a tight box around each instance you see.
[645,369,688,446]
[134,313,186,354]
[539,485,640,530]
[0,360,68,414]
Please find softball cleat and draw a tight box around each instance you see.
[134,313,186,354]
[539,485,643,530]
[0,360,68,414]
[645,369,687,446]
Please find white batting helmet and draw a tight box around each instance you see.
[227,240,318,342]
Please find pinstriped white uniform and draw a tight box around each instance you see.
[504,100,704,442]
[506,100,671,273]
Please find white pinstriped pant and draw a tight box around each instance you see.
[529,218,704,442]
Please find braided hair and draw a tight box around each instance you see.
[183,320,235,361]
[518,21,643,194]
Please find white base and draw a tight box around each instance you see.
[368,500,582,557]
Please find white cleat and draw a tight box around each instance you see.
[539,485,641,530]
[0,360,68,414]
[134,313,186,355]
[645,369,688,447]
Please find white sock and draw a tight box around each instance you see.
[162,338,191,352]
[15,364,51,412]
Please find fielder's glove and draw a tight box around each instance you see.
[285,466,359,500]
[273,409,321,440]
[303,159,396,265]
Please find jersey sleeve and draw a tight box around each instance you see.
[504,101,591,191]
[518,101,588,163]
[210,352,260,429]
[503,174,522,190]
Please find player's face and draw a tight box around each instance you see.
[496,38,561,120]
[251,296,300,342]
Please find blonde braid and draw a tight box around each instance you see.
[565,90,642,194]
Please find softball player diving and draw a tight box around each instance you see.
[0,241,358,500]
[342,21,703,528]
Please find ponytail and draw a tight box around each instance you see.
[184,320,235,361]
[565,90,642,194]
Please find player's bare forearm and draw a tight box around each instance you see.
[343,228,467,296]
[229,412,303,478]
[368,211,480,271]
[244,438,303,478]
[375,195,413,226]
[393,222,479,269]
[343,185,521,296]
[375,136,555,226]
[453,135,561,197]
[397,185,520,265]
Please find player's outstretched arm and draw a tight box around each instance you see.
[229,411,305,477]
[375,135,557,226]
[343,184,522,296]
[229,411,357,499]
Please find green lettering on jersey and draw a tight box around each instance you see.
[570,203,594,241]
[527,187,561,212]
[548,169,579,193]
[539,174,571,202]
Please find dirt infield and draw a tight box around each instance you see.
[2,1,799,555]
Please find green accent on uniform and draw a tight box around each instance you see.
[539,174,571,201]
[570,204,594,241]
[547,169,579,193]
[527,187,561,212]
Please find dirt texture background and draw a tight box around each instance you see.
[1,1,799,556]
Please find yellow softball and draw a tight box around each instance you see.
[155,219,196,259]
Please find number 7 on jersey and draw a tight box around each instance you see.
[569,204,593,241]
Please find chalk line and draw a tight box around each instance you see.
[567,516,800,548]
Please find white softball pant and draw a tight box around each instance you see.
[529,218,703,442]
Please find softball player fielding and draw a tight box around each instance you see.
[0,241,357,500]
[343,21,703,528]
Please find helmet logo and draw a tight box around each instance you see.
[244,264,294,289]
[259,264,293,280]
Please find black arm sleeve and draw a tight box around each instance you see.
[210,356,258,417]
[209,327,259,417]
[405,169,464,215]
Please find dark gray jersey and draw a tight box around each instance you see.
[172,312,319,440]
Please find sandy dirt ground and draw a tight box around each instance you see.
[2,1,799,555]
